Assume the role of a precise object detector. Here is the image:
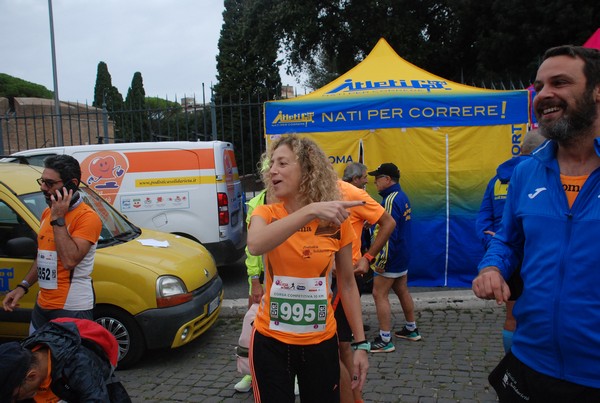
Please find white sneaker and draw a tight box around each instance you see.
[234,374,252,393]
[294,376,299,395]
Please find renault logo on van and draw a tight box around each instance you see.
[204,269,210,278]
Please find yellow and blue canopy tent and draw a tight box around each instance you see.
[264,38,530,286]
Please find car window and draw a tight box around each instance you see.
[78,188,139,240]
[18,194,47,220]
[6,154,55,167]
[0,199,37,258]
[18,188,140,247]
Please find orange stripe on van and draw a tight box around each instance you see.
[125,150,216,172]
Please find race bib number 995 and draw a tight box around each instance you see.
[269,275,328,333]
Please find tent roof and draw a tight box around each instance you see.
[297,38,501,101]
[583,28,600,50]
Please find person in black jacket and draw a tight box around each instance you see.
[0,318,130,402]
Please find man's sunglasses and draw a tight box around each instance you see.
[36,178,63,187]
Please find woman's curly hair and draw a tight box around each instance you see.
[262,135,341,206]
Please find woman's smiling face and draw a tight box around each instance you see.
[269,144,301,201]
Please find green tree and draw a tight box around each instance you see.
[92,62,124,141]
[271,0,458,88]
[254,0,598,88]
[145,96,182,117]
[93,62,111,108]
[452,0,599,86]
[215,0,282,175]
[92,62,123,110]
[0,73,54,99]
[215,0,282,98]
[123,72,149,142]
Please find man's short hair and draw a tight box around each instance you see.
[543,45,600,92]
[44,155,82,185]
[521,129,546,155]
[0,342,33,401]
[342,162,367,182]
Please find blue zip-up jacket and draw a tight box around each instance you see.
[22,320,117,402]
[478,139,600,388]
[372,183,411,272]
[476,155,531,250]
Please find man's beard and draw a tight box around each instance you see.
[539,88,597,145]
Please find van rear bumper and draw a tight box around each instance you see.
[204,238,246,266]
[135,275,224,350]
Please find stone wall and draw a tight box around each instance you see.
[0,97,114,154]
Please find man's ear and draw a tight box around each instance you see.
[24,367,42,387]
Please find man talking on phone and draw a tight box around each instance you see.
[2,155,102,333]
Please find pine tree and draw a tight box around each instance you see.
[92,61,124,141]
[93,62,112,108]
[93,61,123,111]
[124,72,149,142]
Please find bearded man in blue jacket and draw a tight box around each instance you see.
[475,128,545,353]
[472,45,600,401]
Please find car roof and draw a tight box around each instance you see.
[0,163,44,195]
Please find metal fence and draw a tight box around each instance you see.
[0,89,274,190]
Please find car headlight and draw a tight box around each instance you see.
[156,276,192,307]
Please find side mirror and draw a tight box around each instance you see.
[5,237,37,259]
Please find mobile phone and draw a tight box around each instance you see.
[64,180,79,194]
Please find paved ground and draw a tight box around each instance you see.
[118,290,504,402]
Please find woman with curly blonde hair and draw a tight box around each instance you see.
[262,135,341,206]
[247,135,369,403]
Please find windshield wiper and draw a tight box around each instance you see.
[97,238,121,247]
[113,229,139,242]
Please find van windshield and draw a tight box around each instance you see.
[18,188,141,247]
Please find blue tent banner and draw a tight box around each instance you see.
[266,92,528,134]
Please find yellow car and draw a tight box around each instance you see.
[0,163,223,368]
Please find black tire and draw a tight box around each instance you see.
[94,306,145,370]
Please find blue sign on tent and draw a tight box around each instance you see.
[266,92,529,134]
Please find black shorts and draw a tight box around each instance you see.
[506,266,523,301]
[489,351,600,402]
[31,303,94,332]
[331,275,362,342]
[251,330,340,403]
[334,300,352,342]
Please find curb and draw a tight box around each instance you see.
[219,290,500,318]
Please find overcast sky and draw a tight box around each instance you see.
[0,0,299,103]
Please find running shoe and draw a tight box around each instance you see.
[370,336,395,353]
[394,326,422,341]
[234,374,252,392]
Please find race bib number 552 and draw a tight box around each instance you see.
[269,275,328,333]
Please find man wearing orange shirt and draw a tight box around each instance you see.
[2,155,102,333]
[336,162,396,403]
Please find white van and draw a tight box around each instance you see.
[9,141,246,266]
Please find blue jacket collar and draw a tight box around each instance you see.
[379,182,401,198]
[532,138,600,167]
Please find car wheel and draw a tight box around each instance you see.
[94,306,145,369]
